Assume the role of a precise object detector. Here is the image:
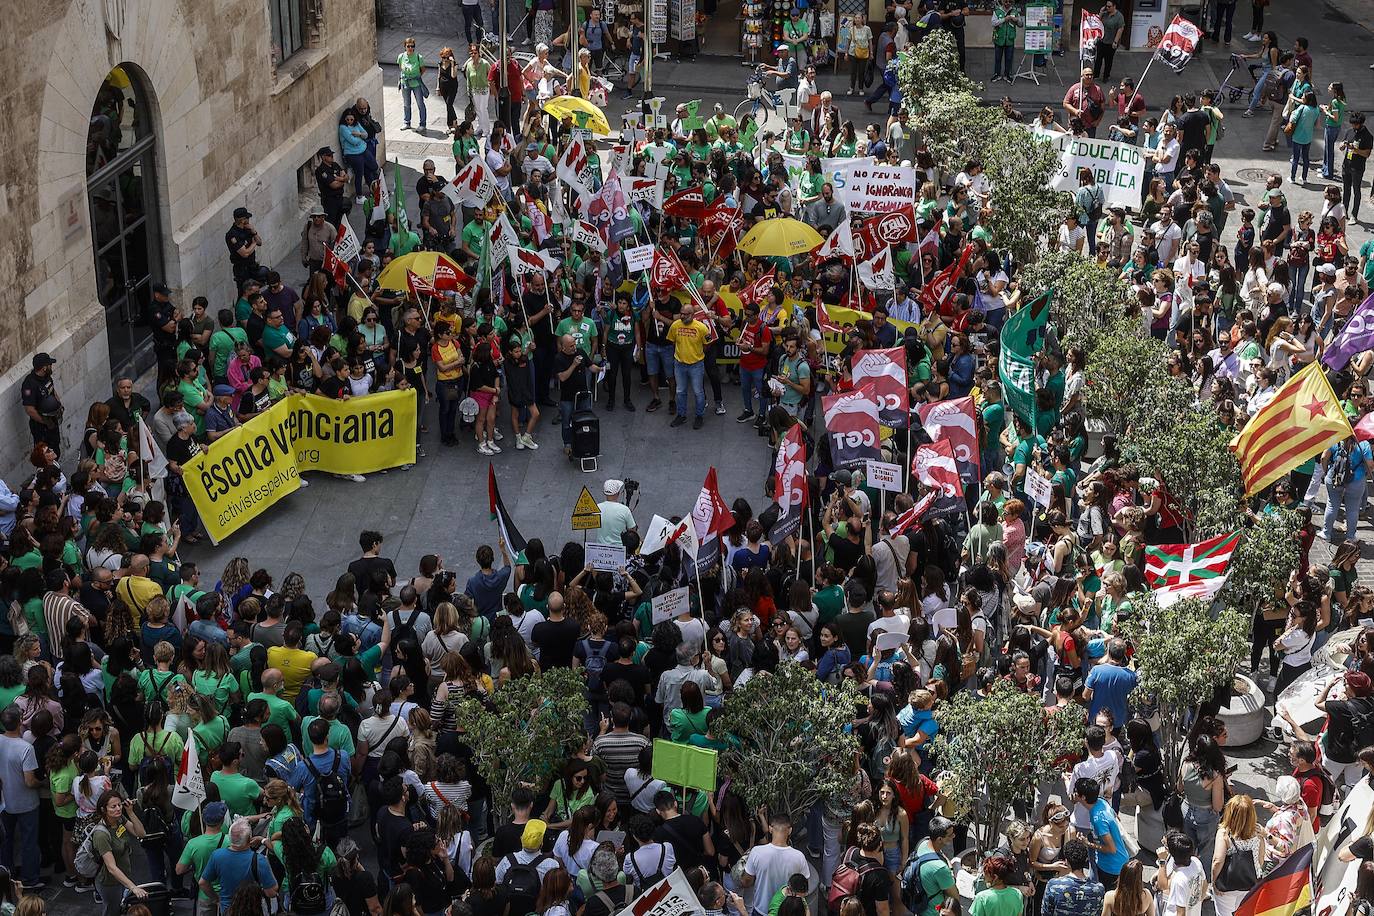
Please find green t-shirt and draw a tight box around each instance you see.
[138,669,186,703]
[193,670,238,713]
[262,323,297,357]
[916,841,955,916]
[981,402,1006,454]
[178,829,229,901]
[0,684,24,710]
[23,597,44,637]
[813,584,845,624]
[231,642,262,674]
[192,716,230,756]
[129,728,185,774]
[210,328,248,380]
[461,219,489,256]
[211,770,263,816]
[51,763,79,818]
[247,692,301,734]
[556,316,599,355]
[299,716,355,753]
[971,886,1026,916]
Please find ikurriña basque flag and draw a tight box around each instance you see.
[1234,843,1313,916]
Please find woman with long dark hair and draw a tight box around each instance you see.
[1180,733,1229,873]
[136,756,184,895]
[277,815,337,913]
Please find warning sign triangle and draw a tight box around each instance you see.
[572,486,600,517]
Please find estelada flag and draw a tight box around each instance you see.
[487,464,528,555]
[1234,843,1312,916]
[1230,362,1353,495]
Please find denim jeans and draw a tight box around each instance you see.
[401,84,428,127]
[1291,141,1312,182]
[559,400,576,446]
[1248,64,1271,112]
[0,808,39,884]
[740,367,767,415]
[993,43,1014,79]
[1288,263,1309,313]
[1324,123,1340,177]
[345,152,369,196]
[674,359,706,418]
[1324,479,1366,542]
[436,379,462,440]
[1182,801,1220,878]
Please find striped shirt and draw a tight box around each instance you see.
[41,592,88,660]
[422,779,472,818]
[592,730,650,803]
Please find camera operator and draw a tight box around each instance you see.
[556,333,594,460]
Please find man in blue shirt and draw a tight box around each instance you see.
[1320,435,1374,544]
[898,688,939,768]
[201,819,279,910]
[1083,639,1138,728]
[1073,777,1127,889]
[465,542,512,618]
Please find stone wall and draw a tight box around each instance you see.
[0,0,384,480]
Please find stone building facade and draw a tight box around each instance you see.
[0,0,384,478]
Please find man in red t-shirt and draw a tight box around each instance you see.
[1290,740,1326,828]
[735,301,773,426]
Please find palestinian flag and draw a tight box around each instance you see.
[1143,530,1241,607]
[1234,844,1311,916]
[487,464,527,556]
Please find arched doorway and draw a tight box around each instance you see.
[87,64,163,378]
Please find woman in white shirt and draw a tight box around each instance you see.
[919,567,950,624]
[1058,214,1086,254]
[1242,248,1270,310]
[552,805,601,876]
[1272,601,1318,692]
[357,691,412,784]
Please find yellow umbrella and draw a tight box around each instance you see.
[375,251,466,290]
[737,218,824,258]
[541,95,611,135]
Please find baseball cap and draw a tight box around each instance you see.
[832,469,852,486]
[603,479,625,496]
[212,384,235,397]
[317,146,334,157]
[1319,263,1338,276]
[521,819,547,850]
[202,802,228,825]
[233,206,252,220]
[31,353,56,369]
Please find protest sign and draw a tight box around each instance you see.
[587,543,626,571]
[614,869,701,916]
[184,391,417,544]
[1026,469,1054,508]
[625,244,656,273]
[865,459,904,493]
[843,162,918,213]
[651,586,690,623]
[1037,129,1146,209]
[651,740,718,793]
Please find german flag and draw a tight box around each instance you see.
[1234,843,1313,916]
[1230,363,1352,495]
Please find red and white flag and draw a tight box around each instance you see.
[738,269,777,306]
[527,199,552,245]
[858,247,894,291]
[488,212,516,267]
[888,491,938,535]
[917,396,980,473]
[1144,530,1241,607]
[816,219,857,261]
[556,136,592,199]
[816,300,844,333]
[667,517,700,560]
[664,187,709,220]
[433,261,475,293]
[626,175,664,208]
[572,219,606,252]
[771,424,809,543]
[322,245,351,290]
[1079,10,1104,62]
[912,439,964,499]
[859,206,919,257]
[453,157,497,206]
[171,734,205,810]
[691,467,734,541]
[852,347,908,428]
[917,244,974,318]
[650,248,692,291]
[333,219,361,263]
[407,269,437,299]
[509,246,559,276]
[1154,15,1203,71]
[822,384,882,470]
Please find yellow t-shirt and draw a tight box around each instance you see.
[667,319,708,365]
[266,646,318,702]
[115,576,163,628]
[434,340,464,382]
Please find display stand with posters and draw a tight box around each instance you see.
[1014,1,1062,85]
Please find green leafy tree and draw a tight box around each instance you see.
[1222,508,1303,623]
[715,663,863,824]
[895,30,981,116]
[981,130,1070,265]
[1119,596,1250,785]
[450,667,590,822]
[934,680,1085,852]
[1020,250,1133,349]
[1083,317,1172,433]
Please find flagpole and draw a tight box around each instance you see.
[1125,57,1154,111]
[807,508,816,588]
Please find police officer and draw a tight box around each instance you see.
[20,353,62,456]
[149,283,180,388]
[224,206,263,283]
[939,0,972,71]
[314,146,348,228]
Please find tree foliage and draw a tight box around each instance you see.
[1019,250,1133,348]
[716,663,863,824]
[1222,508,1303,621]
[981,130,1069,265]
[1083,317,1172,433]
[450,667,590,822]
[1119,596,1250,785]
[934,680,1085,851]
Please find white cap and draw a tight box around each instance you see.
[603,479,625,496]
[1319,262,1338,276]
[1267,282,1285,295]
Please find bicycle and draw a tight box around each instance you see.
[733,65,783,124]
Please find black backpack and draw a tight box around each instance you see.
[1330,444,1354,488]
[1348,697,1374,751]
[304,751,349,826]
[137,730,175,786]
[292,860,328,915]
[501,853,551,916]
[578,638,614,692]
[900,851,945,915]
[392,607,424,646]
[627,845,668,886]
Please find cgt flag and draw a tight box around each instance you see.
[913,439,964,499]
[918,396,981,477]
[487,464,528,556]
[770,424,809,543]
[852,347,909,428]
[822,384,882,470]
[1155,14,1203,71]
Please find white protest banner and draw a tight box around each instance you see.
[625,244,656,273]
[651,586,691,624]
[1036,128,1146,210]
[615,868,700,916]
[779,152,863,200]
[865,459,904,493]
[1026,469,1053,508]
[587,543,627,571]
[843,162,918,214]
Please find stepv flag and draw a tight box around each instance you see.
[816,300,844,333]
[852,347,909,428]
[368,176,390,224]
[171,733,206,810]
[858,247,894,291]
[917,244,973,317]
[889,491,938,535]
[1234,844,1312,916]
[572,219,607,253]
[1230,361,1352,495]
[509,246,560,277]
[770,424,809,543]
[487,464,527,556]
[816,219,857,262]
[999,288,1053,432]
[1321,290,1374,370]
[626,175,665,209]
[913,439,964,499]
[453,157,497,206]
[556,135,592,200]
[822,384,882,470]
[1144,530,1242,608]
[667,517,699,560]
[333,219,361,263]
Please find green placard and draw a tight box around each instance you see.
[651,738,718,793]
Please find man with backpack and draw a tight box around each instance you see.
[901,816,958,916]
[175,801,228,916]
[1318,434,1373,544]
[1314,670,1374,787]
[654,790,713,873]
[301,717,352,843]
[623,815,676,889]
[494,819,559,916]
[199,819,279,911]
[1290,739,1334,828]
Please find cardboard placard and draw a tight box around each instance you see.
[651,739,718,793]
[865,459,904,493]
[651,585,690,623]
[625,244,655,273]
[1026,469,1053,508]
[587,543,627,571]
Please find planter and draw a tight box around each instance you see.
[1218,673,1267,747]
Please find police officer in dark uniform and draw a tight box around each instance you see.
[149,283,180,388]
[939,0,972,71]
[224,206,263,283]
[20,353,62,456]
[314,146,348,229]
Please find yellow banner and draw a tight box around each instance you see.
[184,391,417,543]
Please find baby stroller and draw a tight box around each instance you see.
[1214,53,1249,104]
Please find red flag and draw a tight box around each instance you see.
[917,244,974,318]
[816,300,844,333]
[322,246,351,291]
[889,491,938,535]
[701,200,740,236]
[1356,411,1374,443]
[650,248,691,291]
[852,347,909,428]
[433,261,475,293]
[918,397,981,474]
[691,467,734,540]
[406,269,437,299]
[858,206,919,257]
[663,187,708,220]
[738,269,777,306]
[913,439,964,499]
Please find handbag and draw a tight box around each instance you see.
[1215,841,1258,892]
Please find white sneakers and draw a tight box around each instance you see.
[522,434,539,449]
[478,440,502,455]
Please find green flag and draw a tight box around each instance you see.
[998,288,1053,432]
[390,162,409,234]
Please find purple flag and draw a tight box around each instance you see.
[1321,291,1374,370]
